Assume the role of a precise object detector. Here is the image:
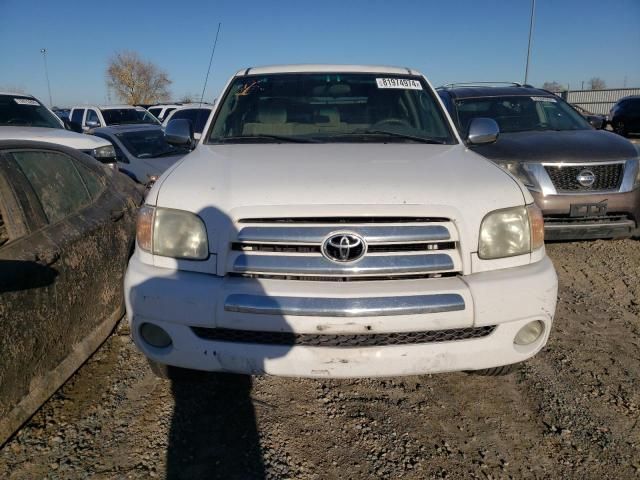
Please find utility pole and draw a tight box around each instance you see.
[40,48,53,107]
[524,0,536,85]
[581,80,584,90]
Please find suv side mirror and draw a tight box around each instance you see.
[85,120,100,129]
[63,119,83,133]
[588,117,604,129]
[467,117,500,145]
[165,119,194,148]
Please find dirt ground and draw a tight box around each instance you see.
[1,239,639,479]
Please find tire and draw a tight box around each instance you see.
[467,363,520,376]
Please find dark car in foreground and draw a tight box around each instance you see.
[609,95,640,138]
[0,140,142,446]
[438,84,640,240]
[91,124,189,185]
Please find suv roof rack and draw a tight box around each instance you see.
[439,82,532,88]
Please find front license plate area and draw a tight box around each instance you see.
[570,202,608,217]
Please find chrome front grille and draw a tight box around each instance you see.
[544,163,624,192]
[229,219,461,280]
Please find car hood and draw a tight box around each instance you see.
[150,144,528,249]
[136,154,185,174]
[0,126,111,150]
[471,129,638,164]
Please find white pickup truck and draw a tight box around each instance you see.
[124,65,558,379]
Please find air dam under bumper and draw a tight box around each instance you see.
[124,256,557,378]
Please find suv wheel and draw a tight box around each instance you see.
[615,121,627,137]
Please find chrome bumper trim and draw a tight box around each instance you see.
[224,293,465,317]
[232,253,455,276]
[237,225,451,244]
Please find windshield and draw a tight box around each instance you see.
[455,95,591,133]
[207,73,456,144]
[101,108,159,126]
[0,95,63,129]
[116,129,189,158]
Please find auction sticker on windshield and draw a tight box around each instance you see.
[376,78,422,90]
[14,98,40,106]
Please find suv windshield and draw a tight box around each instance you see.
[208,73,456,144]
[0,95,63,129]
[116,129,189,158]
[455,95,591,133]
[101,108,159,126]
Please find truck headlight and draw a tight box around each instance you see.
[478,204,544,259]
[499,162,538,190]
[136,205,208,260]
[92,145,116,159]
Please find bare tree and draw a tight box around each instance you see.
[542,81,564,93]
[587,77,606,90]
[106,51,171,104]
[178,92,199,103]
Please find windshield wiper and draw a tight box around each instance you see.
[215,134,318,144]
[333,131,447,144]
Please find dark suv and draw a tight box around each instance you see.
[438,83,640,240]
[609,95,640,138]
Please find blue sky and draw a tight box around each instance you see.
[1,0,638,107]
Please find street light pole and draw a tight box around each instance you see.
[40,48,53,107]
[524,0,536,85]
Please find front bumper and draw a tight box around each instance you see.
[532,188,640,240]
[124,256,558,378]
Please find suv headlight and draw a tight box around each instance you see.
[499,162,538,190]
[136,205,208,260]
[92,144,116,159]
[479,204,544,259]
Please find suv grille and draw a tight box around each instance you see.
[544,163,623,192]
[191,326,496,347]
[229,218,462,280]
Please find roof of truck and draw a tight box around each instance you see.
[236,64,421,76]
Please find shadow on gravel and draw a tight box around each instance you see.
[167,372,264,479]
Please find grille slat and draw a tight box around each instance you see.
[231,217,461,280]
[544,163,623,192]
[191,326,496,347]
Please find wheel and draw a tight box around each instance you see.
[467,363,520,376]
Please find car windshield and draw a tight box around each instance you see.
[116,129,189,158]
[208,73,456,144]
[0,95,63,129]
[101,108,159,126]
[455,95,591,133]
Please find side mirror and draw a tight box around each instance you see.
[63,119,83,133]
[588,117,604,129]
[467,117,500,145]
[85,120,100,129]
[165,119,194,148]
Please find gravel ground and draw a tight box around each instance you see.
[1,239,639,479]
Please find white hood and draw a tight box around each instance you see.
[0,126,111,150]
[150,143,529,250]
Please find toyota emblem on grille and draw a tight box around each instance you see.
[322,233,367,263]
[576,169,596,187]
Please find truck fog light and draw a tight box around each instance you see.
[514,320,544,346]
[140,323,172,348]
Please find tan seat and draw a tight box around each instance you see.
[243,103,293,135]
